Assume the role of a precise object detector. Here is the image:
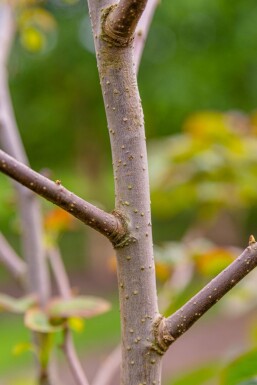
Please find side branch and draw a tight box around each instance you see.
[0,150,127,245]
[156,240,257,353]
[104,0,148,46]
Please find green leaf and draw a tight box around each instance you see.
[24,307,65,333]
[12,342,34,356]
[0,294,37,314]
[220,349,257,385]
[236,380,257,385]
[47,296,111,319]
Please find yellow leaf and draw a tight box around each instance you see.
[44,208,74,233]
[155,261,172,282]
[195,248,234,276]
[68,317,85,333]
[20,27,46,52]
[183,111,228,139]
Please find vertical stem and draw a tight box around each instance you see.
[0,3,50,304]
[48,246,90,385]
[87,2,162,384]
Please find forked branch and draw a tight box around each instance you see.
[156,239,257,353]
[104,0,148,46]
[0,150,127,246]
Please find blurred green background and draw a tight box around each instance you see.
[1,0,257,384]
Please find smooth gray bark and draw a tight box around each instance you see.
[87,1,162,384]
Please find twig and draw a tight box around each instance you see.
[91,345,121,385]
[0,150,127,245]
[104,0,148,46]
[0,232,27,281]
[134,0,160,72]
[157,240,257,352]
[48,246,90,385]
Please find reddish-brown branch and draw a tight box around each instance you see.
[104,0,148,46]
[156,241,257,353]
[0,150,127,246]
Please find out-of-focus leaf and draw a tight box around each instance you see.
[20,26,46,52]
[155,261,173,282]
[12,342,34,356]
[44,208,74,233]
[18,7,57,53]
[47,296,111,319]
[18,8,56,30]
[24,307,65,333]
[68,317,85,333]
[194,248,234,276]
[220,349,257,385]
[0,294,37,314]
[236,380,257,385]
[149,110,257,220]
[183,111,228,140]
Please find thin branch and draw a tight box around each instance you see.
[156,240,257,353]
[134,0,160,72]
[91,345,121,385]
[63,328,90,385]
[48,246,90,385]
[48,246,70,298]
[104,0,148,46]
[0,231,27,280]
[0,150,127,245]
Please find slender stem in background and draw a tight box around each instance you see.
[134,0,160,73]
[91,345,121,385]
[48,246,70,298]
[48,246,90,385]
[157,241,257,352]
[0,232,27,282]
[0,3,50,305]
[0,150,127,245]
[62,329,90,385]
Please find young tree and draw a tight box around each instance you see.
[1,1,257,385]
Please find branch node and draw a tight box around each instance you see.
[101,5,134,48]
[152,315,175,355]
[110,210,134,248]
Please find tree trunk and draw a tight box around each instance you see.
[87,1,162,384]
